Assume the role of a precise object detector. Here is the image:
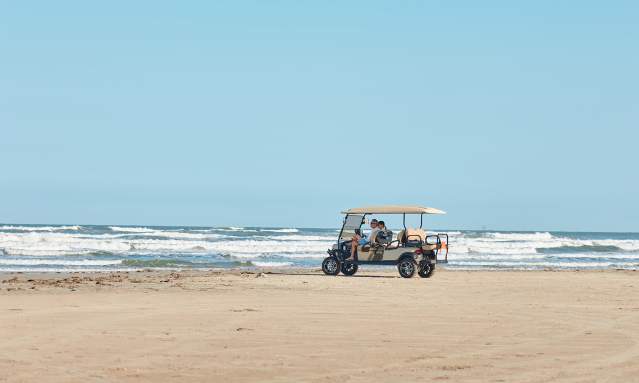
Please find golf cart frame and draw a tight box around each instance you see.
[323,205,449,278]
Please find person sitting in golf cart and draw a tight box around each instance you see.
[349,219,379,260]
[374,221,393,245]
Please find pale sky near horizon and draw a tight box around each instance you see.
[1,1,638,231]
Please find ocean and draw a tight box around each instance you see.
[0,224,638,272]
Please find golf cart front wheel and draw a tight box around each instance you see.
[418,263,436,278]
[322,257,340,276]
[397,258,416,278]
[341,262,358,276]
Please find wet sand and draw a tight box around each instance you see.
[1,269,639,382]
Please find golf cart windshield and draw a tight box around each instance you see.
[339,214,364,241]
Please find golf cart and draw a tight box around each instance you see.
[322,205,449,278]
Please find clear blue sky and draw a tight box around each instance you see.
[1,1,637,231]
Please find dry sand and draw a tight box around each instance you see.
[1,269,639,382]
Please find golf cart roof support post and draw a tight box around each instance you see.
[420,213,423,229]
[337,214,349,245]
[403,213,406,229]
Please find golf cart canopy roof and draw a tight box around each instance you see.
[341,205,446,215]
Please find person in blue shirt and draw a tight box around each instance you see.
[349,219,379,261]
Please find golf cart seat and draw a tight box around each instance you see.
[375,229,393,245]
[358,229,395,254]
[396,229,406,245]
[354,231,372,254]
[385,231,402,250]
[398,228,428,247]
[356,230,379,254]
[358,243,371,253]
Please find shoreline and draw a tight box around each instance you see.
[0,265,639,277]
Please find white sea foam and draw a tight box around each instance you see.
[194,227,259,233]
[0,232,131,256]
[0,231,331,257]
[0,267,131,273]
[0,259,122,266]
[108,227,228,240]
[450,237,639,256]
[449,260,628,268]
[261,234,334,242]
[252,261,294,267]
[0,225,82,232]
[486,232,554,241]
[109,226,156,233]
[451,252,639,261]
[219,227,259,232]
[128,231,226,240]
[203,240,331,257]
[259,228,299,233]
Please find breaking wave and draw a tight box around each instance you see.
[536,245,625,254]
[0,259,121,266]
[109,226,156,233]
[0,225,82,232]
[486,232,554,241]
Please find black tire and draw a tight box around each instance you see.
[397,257,416,278]
[418,263,436,278]
[341,262,358,276]
[322,257,340,276]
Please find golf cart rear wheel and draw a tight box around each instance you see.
[322,257,340,276]
[397,258,416,278]
[418,263,436,278]
[341,262,358,276]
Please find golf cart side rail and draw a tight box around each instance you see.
[425,233,449,264]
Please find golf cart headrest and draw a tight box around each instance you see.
[405,228,427,243]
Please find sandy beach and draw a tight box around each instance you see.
[1,269,638,382]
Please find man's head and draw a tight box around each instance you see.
[370,219,379,229]
[378,220,386,229]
